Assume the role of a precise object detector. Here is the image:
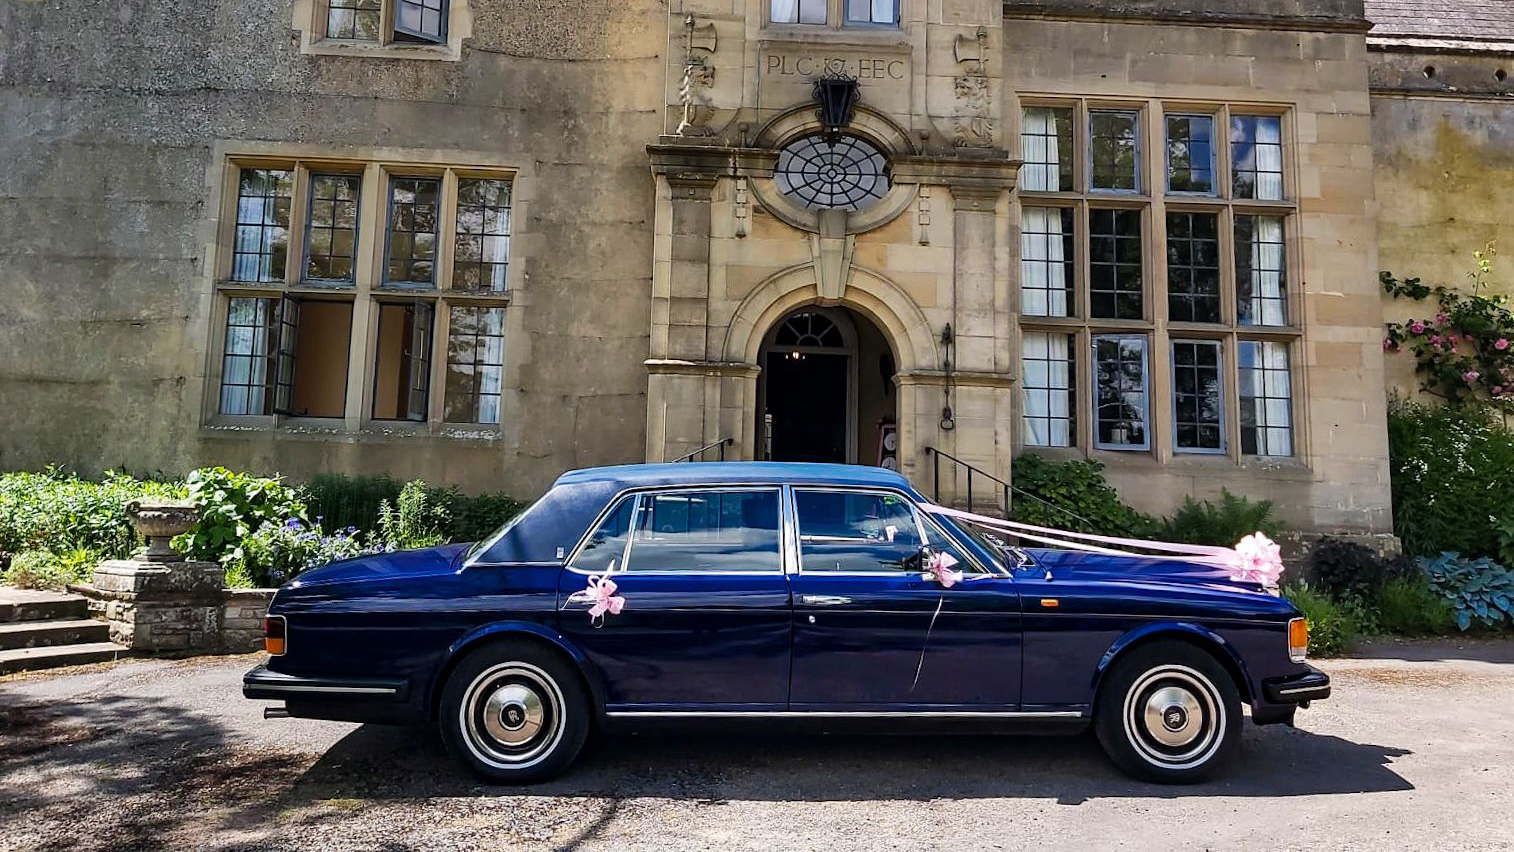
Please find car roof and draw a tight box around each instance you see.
[553,462,915,492]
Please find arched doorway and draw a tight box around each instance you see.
[757,306,897,466]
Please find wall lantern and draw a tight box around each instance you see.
[812,72,861,138]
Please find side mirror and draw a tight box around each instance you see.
[901,544,934,574]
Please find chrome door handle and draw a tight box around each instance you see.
[800,595,852,606]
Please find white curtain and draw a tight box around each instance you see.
[1020,108,1060,192]
[1255,118,1284,200]
[1241,341,1292,456]
[771,0,797,22]
[1022,332,1072,447]
[1247,217,1286,326]
[1021,207,1068,317]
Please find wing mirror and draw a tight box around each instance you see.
[901,544,935,574]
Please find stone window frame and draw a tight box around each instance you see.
[291,0,473,62]
[200,144,524,439]
[1012,96,1305,467]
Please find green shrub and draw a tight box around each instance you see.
[441,490,528,543]
[1419,552,1514,631]
[1309,537,1406,598]
[1282,581,1357,656]
[231,518,374,587]
[173,467,308,567]
[1009,456,1156,538]
[1,549,98,591]
[375,480,450,551]
[0,468,181,560]
[1375,576,1456,635]
[1159,488,1282,546]
[1388,400,1514,559]
[301,473,402,535]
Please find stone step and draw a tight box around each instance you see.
[0,588,89,623]
[0,618,110,651]
[0,642,123,675]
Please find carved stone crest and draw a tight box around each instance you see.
[950,27,995,148]
[675,15,718,137]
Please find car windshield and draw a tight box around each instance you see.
[462,499,539,562]
[941,515,1017,572]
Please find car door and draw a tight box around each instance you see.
[557,486,793,711]
[787,487,1023,709]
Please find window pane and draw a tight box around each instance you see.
[1172,340,1223,452]
[394,0,447,43]
[1020,107,1074,192]
[445,306,506,424]
[1093,335,1148,449]
[1089,209,1143,319]
[772,0,827,23]
[1236,215,1287,326]
[1022,332,1076,448]
[1020,207,1073,316]
[846,0,897,24]
[573,497,635,574]
[626,490,782,572]
[305,174,361,283]
[231,169,292,283]
[453,178,512,292]
[386,177,440,286]
[1166,211,1220,323]
[1239,341,1293,456]
[326,0,381,39]
[219,297,276,415]
[1232,115,1284,200]
[1166,114,1214,194]
[1090,110,1140,191]
[795,490,922,572]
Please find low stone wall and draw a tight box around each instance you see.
[1275,531,1403,583]
[221,589,277,653]
[69,557,277,654]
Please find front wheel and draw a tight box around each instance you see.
[1094,640,1241,784]
[438,641,590,784]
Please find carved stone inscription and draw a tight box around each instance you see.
[757,44,910,114]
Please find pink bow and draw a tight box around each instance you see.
[577,574,626,626]
[1228,532,1284,586]
[926,550,963,588]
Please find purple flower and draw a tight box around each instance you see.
[284,517,303,530]
[1430,335,1443,346]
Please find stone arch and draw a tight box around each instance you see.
[723,263,938,373]
[753,103,918,157]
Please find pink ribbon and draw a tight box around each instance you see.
[570,573,626,627]
[926,550,963,588]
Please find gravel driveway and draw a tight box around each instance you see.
[3,642,1512,852]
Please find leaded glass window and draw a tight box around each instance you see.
[1239,341,1293,456]
[1089,208,1143,320]
[1021,207,1074,317]
[1021,107,1074,192]
[453,179,511,292]
[305,174,360,283]
[1172,340,1223,453]
[445,306,505,424]
[845,0,898,26]
[1090,110,1140,192]
[395,0,447,43]
[773,311,845,348]
[326,0,381,40]
[232,169,292,283]
[1093,335,1149,450]
[1022,332,1076,448]
[1166,115,1214,194]
[1232,115,1284,200]
[774,135,890,211]
[771,0,827,24]
[1236,215,1287,326]
[1166,211,1220,323]
[385,177,439,286]
[219,297,277,415]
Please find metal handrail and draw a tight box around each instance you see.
[672,437,734,463]
[922,446,1010,517]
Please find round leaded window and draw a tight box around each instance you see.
[773,135,890,211]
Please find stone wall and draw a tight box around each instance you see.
[73,559,275,654]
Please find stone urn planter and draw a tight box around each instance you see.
[126,499,198,563]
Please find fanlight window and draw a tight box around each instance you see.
[773,312,845,348]
[774,135,890,211]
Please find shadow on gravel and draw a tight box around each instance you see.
[289,720,1413,807]
[1347,638,1514,665]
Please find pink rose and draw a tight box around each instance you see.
[1410,321,1427,334]
[1430,335,1443,345]
[1448,334,1460,344]
[1495,386,1506,396]
[1497,338,1510,351]
[1464,371,1481,383]
[1437,312,1450,325]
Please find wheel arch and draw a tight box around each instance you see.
[1091,622,1255,706]
[427,621,606,722]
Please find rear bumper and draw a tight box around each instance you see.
[1263,666,1331,704]
[243,664,409,702]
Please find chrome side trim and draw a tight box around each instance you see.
[604,710,1084,719]
[251,683,399,695]
[1275,685,1329,697]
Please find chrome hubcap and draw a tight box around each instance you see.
[460,663,565,769]
[1122,664,1225,770]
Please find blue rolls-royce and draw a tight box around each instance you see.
[244,463,1329,784]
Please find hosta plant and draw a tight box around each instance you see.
[1419,552,1514,631]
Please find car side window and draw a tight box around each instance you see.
[794,489,923,573]
[624,489,782,573]
[571,496,635,573]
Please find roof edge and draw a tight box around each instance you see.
[1002,2,1372,34]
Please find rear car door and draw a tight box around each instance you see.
[558,487,793,711]
[787,487,1023,709]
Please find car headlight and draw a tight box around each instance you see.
[1287,617,1308,663]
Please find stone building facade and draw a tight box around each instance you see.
[0,0,1507,534]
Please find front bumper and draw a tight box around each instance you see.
[243,664,409,702]
[1262,665,1331,704]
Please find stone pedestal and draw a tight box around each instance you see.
[85,559,227,652]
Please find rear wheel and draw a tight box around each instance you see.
[1094,640,1241,784]
[439,641,590,784]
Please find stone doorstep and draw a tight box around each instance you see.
[0,588,89,623]
[0,642,123,676]
[0,618,109,652]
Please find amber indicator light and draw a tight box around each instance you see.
[264,615,287,656]
[1040,598,1060,608]
[1288,617,1308,661]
